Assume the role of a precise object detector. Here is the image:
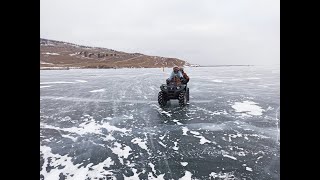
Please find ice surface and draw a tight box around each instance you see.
[40,66,279,179]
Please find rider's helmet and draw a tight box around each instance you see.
[173,66,179,73]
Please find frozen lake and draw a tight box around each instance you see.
[40,65,280,180]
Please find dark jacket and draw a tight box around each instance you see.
[182,72,189,83]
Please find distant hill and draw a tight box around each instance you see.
[40,38,190,69]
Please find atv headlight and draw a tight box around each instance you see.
[163,86,167,89]
[176,86,180,89]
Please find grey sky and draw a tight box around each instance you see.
[40,0,279,65]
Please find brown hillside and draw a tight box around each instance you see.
[40,38,188,69]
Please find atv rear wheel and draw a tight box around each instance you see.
[158,91,167,107]
[179,92,187,106]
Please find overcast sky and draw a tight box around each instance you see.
[40,0,279,65]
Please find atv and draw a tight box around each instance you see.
[158,80,189,107]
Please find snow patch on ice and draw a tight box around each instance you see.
[232,101,264,116]
[209,172,236,179]
[123,114,134,119]
[159,134,166,140]
[181,162,188,166]
[211,110,228,115]
[103,134,116,141]
[60,134,77,142]
[90,89,106,93]
[182,127,189,135]
[194,106,228,116]
[190,131,200,136]
[123,168,140,180]
[75,80,88,83]
[190,130,212,144]
[246,167,253,171]
[131,138,148,151]
[158,141,167,147]
[149,173,165,180]
[150,104,172,117]
[229,133,243,138]
[179,171,193,180]
[41,121,130,136]
[173,119,183,125]
[223,154,237,160]
[199,136,211,144]
[40,146,115,179]
[173,142,179,151]
[149,162,156,174]
[111,142,132,159]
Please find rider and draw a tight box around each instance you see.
[179,67,189,84]
[167,66,184,84]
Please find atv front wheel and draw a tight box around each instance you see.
[178,92,187,106]
[158,91,167,107]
